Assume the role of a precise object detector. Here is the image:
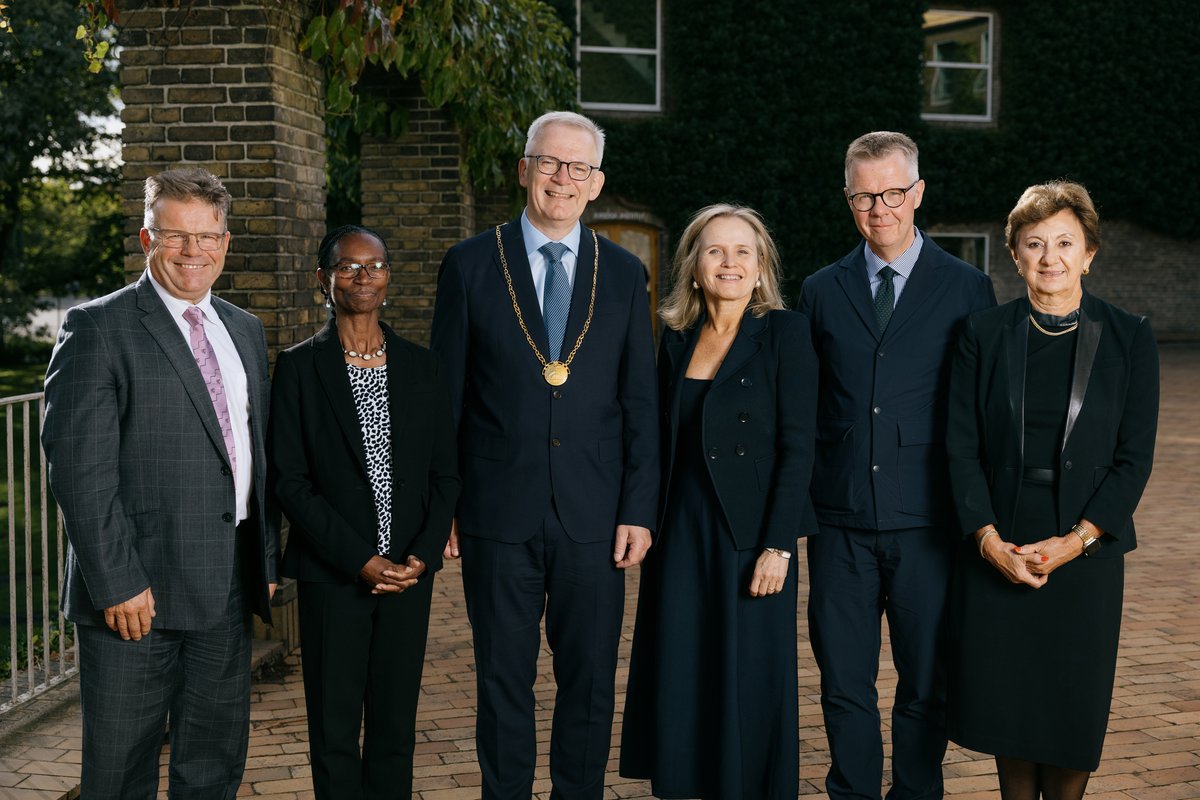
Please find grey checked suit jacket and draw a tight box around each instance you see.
[42,272,279,629]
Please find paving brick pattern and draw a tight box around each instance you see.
[1,343,1196,798]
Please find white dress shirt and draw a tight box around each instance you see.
[520,210,582,313]
[148,271,253,523]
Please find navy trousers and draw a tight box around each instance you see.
[460,510,625,800]
[807,524,951,800]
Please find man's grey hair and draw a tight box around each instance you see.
[524,111,606,166]
[143,167,233,229]
[844,131,920,187]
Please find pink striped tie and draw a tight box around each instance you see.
[183,307,236,476]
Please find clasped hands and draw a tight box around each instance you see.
[979,527,1090,588]
[361,554,426,594]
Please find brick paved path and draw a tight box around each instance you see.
[0,344,1196,799]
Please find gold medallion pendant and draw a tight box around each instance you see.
[495,225,599,390]
[542,361,570,386]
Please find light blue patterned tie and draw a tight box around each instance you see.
[540,241,571,361]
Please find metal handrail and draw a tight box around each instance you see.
[1,391,76,714]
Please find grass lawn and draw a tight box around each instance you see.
[0,363,48,397]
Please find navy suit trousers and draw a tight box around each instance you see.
[807,524,950,800]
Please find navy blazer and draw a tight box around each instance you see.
[659,310,818,551]
[43,273,279,628]
[946,292,1159,557]
[430,219,659,543]
[798,233,997,530]
[270,320,460,581]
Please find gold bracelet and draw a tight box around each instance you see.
[977,529,1000,557]
[764,547,792,560]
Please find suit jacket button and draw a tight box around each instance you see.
[222,512,234,523]
[735,444,746,456]
[221,466,231,476]
[551,438,561,447]
[552,390,562,399]
[872,464,880,473]
[738,411,749,422]
[740,377,753,387]
[878,350,886,358]
[708,447,719,460]
[1064,461,1073,470]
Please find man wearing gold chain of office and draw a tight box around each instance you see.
[431,110,660,800]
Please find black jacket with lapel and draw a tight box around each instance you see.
[946,292,1159,556]
[270,319,460,581]
[658,310,819,550]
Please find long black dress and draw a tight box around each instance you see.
[948,325,1124,771]
[621,379,798,799]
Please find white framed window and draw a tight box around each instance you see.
[930,232,990,273]
[921,10,994,122]
[577,0,662,112]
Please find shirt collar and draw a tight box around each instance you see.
[864,227,924,280]
[146,269,217,321]
[520,209,582,259]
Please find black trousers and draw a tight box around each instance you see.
[460,511,625,800]
[298,575,435,800]
[77,570,251,800]
[807,524,951,800]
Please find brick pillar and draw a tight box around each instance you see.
[360,79,475,346]
[117,0,326,354]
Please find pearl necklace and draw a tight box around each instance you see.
[342,339,387,360]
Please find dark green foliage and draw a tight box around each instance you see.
[922,0,1199,239]
[600,1,926,298]
[0,0,120,349]
[595,0,1195,295]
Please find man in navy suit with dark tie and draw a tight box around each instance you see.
[431,110,659,800]
[798,132,996,800]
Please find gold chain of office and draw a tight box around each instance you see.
[495,225,598,387]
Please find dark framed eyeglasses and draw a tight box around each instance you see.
[326,261,391,279]
[149,228,227,251]
[527,154,599,181]
[847,180,919,212]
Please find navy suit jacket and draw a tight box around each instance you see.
[658,310,819,551]
[946,292,1158,557]
[430,219,659,543]
[43,273,279,628]
[797,233,996,530]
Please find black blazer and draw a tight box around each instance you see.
[270,319,460,582]
[659,310,818,551]
[430,218,659,543]
[946,292,1159,557]
[798,233,997,529]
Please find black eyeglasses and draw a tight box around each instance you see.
[527,154,599,181]
[847,180,919,212]
[326,261,390,279]
[150,228,227,251]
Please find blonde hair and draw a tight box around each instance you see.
[659,204,785,331]
[1006,180,1101,256]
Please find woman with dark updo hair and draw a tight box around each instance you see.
[268,224,459,798]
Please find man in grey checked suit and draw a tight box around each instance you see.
[42,167,279,799]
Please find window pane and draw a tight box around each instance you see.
[923,11,989,65]
[580,0,655,49]
[580,52,657,106]
[922,66,987,117]
[931,235,988,271]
